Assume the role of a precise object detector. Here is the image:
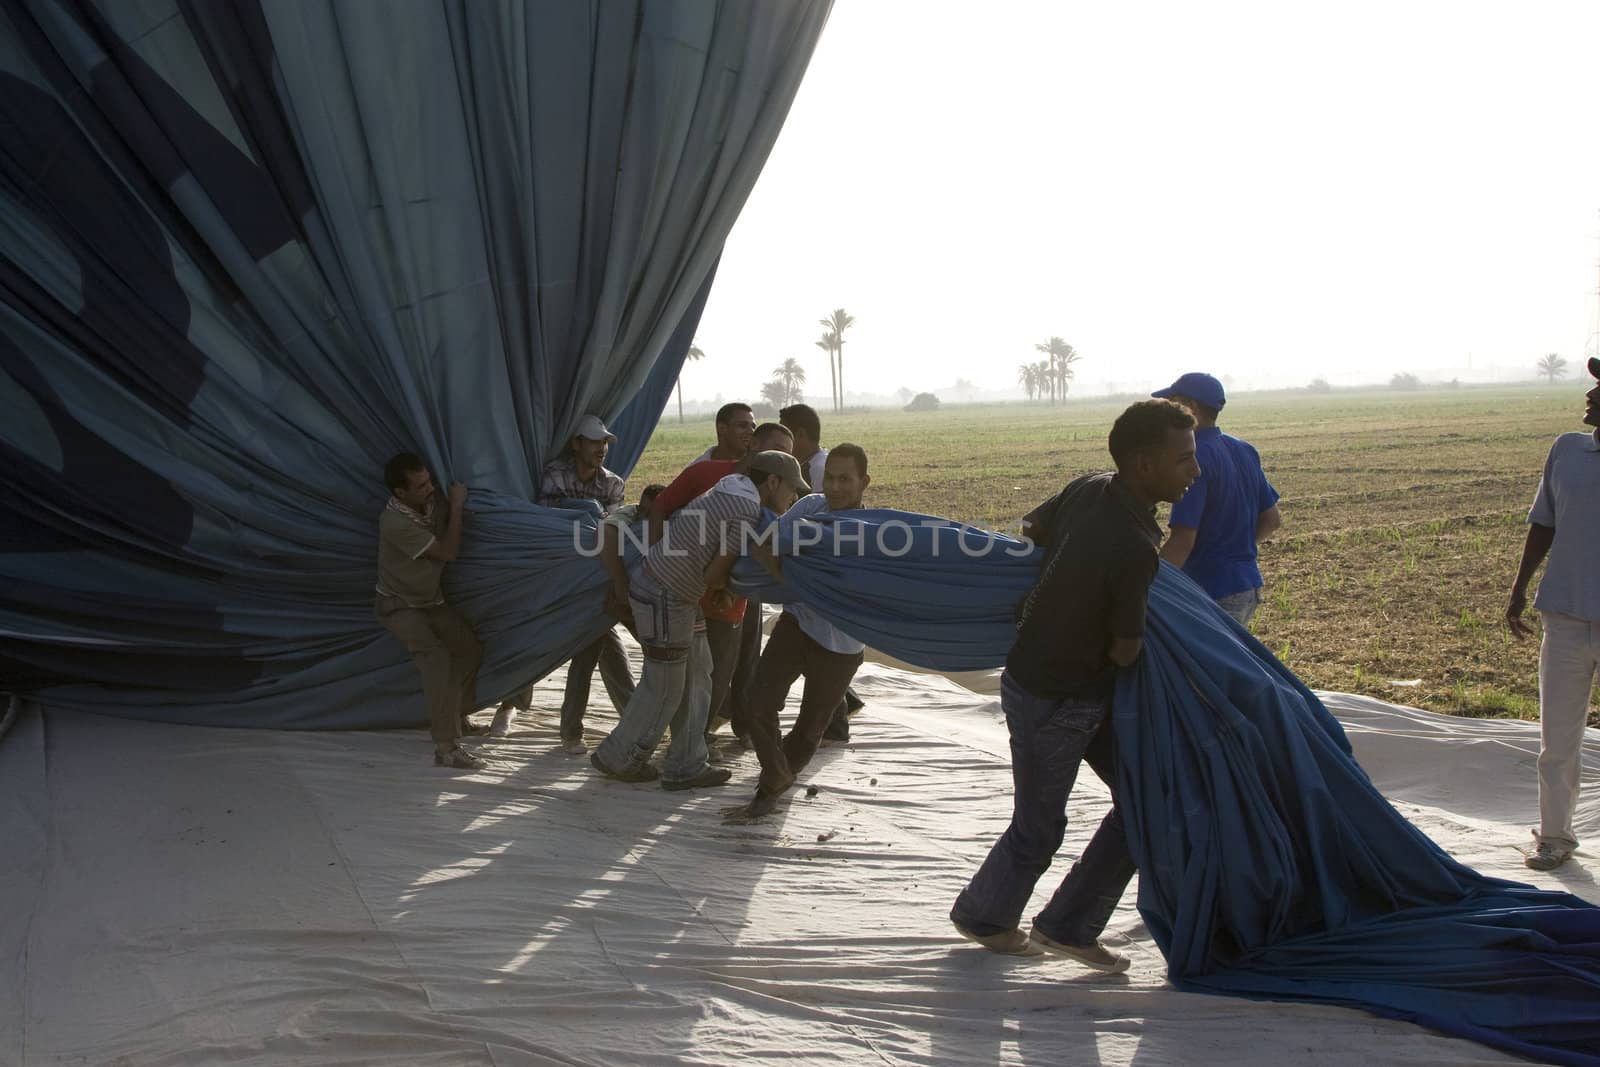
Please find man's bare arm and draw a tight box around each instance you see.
[420,484,468,562]
[1506,523,1555,640]
[1255,505,1283,542]
[1107,636,1144,667]
[1159,525,1197,568]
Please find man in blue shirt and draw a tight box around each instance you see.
[1505,356,1600,871]
[1151,372,1282,625]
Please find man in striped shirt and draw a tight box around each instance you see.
[648,423,796,745]
[591,451,805,789]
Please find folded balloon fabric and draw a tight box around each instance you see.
[733,509,1600,1067]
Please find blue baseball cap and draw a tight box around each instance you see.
[1152,371,1226,410]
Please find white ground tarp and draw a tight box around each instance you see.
[3,656,1596,1066]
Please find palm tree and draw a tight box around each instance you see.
[759,380,787,408]
[815,331,838,412]
[1033,337,1078,404]
[1537,352,1568,384]
[819,308,855,411]
[1017,362,1039,401]
[677,342,705,422]
[773,357,807,405]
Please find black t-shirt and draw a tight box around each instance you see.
[1005,472,1163,700]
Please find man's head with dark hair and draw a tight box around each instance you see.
[385,452,426,492]
[779,403,822,454]
[713,402,756,459]
[753,422,794,454]
[638,484,667,510]
[1584,356,1600,429]
[821,442,870,510]
[715,402,753,426]
[384,452,435,510]
[1108,400,1199,505]
[828,442,867,478]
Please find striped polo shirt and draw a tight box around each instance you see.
[644,474,761,605]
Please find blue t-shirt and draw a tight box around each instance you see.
[1168,427,1280,599]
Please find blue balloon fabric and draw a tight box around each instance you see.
[0,0,832,722]
[731,509,1600,1066]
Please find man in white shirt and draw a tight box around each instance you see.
[591,451,803,790]
[779,402,864,736]
[724,444,873,820]
[780,403,829,495]
[1506,356,1600,871]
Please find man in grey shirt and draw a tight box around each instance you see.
[1506,356,1600,871]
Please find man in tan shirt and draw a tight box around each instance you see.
[376,452,484,770]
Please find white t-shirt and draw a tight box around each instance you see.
[804,448,828,493]
[772,493,866,655]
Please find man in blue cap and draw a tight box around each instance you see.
[1150,372,1282,626]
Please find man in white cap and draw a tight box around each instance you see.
[1506,356,1600,871]
[492,415,632,751]
[1151,371,1282,626]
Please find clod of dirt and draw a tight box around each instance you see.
[805,785,820,798]
[869,777,878,786]
[816,830,837,843]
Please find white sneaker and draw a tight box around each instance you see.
[1028,928,1131,973]
[560,735,589,755]
[488,707,514,738]
[1525,832,1573,872]
[952,920,1044,957]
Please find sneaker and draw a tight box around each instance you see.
[661,766,733,792]
[590,751,659,782]
[559,735,589,756]
[434,746,487,770]
[951,919,1044,957]
[1028,927,1130,973]
[1525,835,1574,872]
[487,708,514,738]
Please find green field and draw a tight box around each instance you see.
[632,384,1593,722]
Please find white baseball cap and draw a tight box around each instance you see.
[575,414,617,442]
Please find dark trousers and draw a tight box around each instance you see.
[745,613,864,796]
[951,670,1135,946]
[376,597,482,746]
[559,627,634,740]
[725,597,764,736]
[704,616,743,725]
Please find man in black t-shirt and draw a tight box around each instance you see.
[950,399,1199,972]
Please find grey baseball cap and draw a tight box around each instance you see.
[746,450,810,494]
[574,414,616,442]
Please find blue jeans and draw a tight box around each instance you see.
[592,571,711,783]
[951,670,1136,945]
[1215,586,1262,627]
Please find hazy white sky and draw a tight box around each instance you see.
[677,0,1600,403]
